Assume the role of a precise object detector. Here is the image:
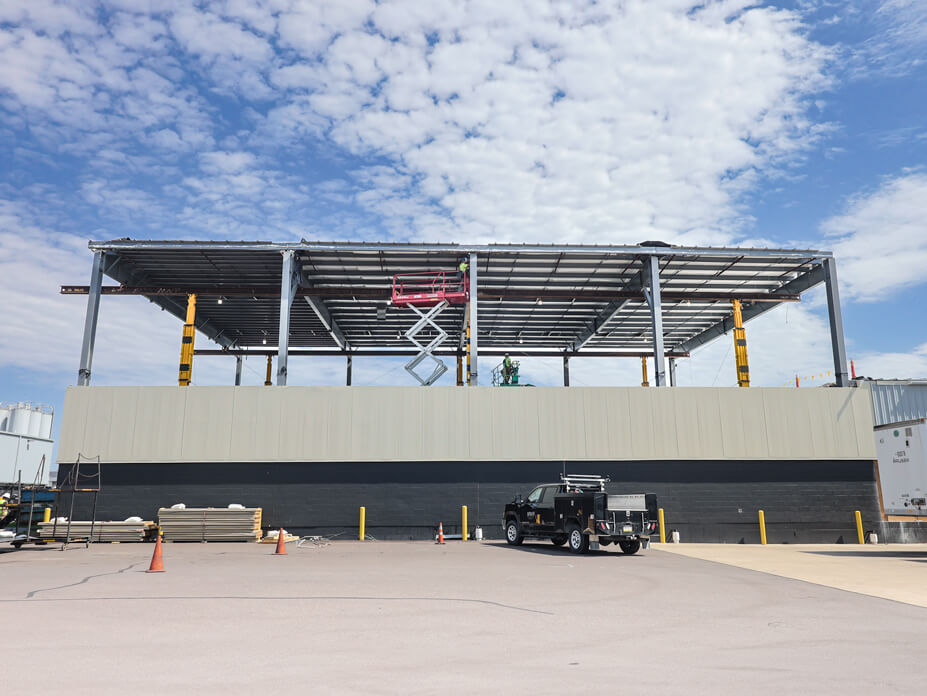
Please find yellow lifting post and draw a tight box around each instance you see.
[359,506,366,541]
[758,509,767,545]
[732,299,750,387]
[855,510,864,544]
[264,355,273,386]
[640,356,649,387]
[178,293,197,386]
[462,505,468,541]
[657,508,666,544]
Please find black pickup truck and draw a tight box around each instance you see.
[502,474,658,554]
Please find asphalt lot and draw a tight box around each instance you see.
[3,539,925,695]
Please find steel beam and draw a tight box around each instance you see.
[346,353,353,386]
[276,251,298,386]
[674,264,826,354]
[823,258,849,387]
[60,285,801,304]
[77,251,105,386]
[668,357,677,387]
[646,256,666,386]
[468,253,478,386]
[563,354,570,387]
[571,272,643,351]
[89,239,832,260]
[195,348,691,358]
[235,355,242,386]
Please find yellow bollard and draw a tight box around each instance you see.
[462,505,468,541]
[43,507,51,523]
[758,509,767,545]
[855,510,864,544]
[359,506,366,541]
[657,508,666,544]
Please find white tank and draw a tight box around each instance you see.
[40,410,54,440]
[9,403,30,435]
[0,405,9,433]
[27,407,43,437]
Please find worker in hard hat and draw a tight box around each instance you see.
[456,257,469,288]
[502,353,513,384]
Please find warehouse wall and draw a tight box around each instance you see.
[58,385,876,465]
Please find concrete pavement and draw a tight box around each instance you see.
[2,540,925,694]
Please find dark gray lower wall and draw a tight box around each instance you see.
[56,459,882,543]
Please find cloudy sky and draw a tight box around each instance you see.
[1,0,926,443]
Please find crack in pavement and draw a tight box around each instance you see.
[23,562,143,599]
[4,594,553,614]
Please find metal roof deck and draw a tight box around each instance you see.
[64,239,832,357]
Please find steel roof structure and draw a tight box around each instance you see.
[65,239,849,387]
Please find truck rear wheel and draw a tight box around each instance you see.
[505,520,524,545]
[551,535,567,546]
[618,539,641,555]
[567,524,589,554]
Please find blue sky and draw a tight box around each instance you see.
[1,0,926,454]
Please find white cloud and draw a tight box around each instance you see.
[822,171,927,301]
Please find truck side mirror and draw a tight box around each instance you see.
[515,494,523,504]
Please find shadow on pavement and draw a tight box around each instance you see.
[804,550,927,558]
[483,541,635,558]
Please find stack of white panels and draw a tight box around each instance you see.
[157,507,262,542]
[37,520,154,542]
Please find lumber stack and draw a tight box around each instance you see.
[37,520,155,542]
[157,507,263,542]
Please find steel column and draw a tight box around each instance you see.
[647,256,666,386]
[77,251,105,386]
[235,355,242,386]
[276,250,298,386]
[468,253,479,386]
[668,357,677,387]
[346,354,352,386]
[563,355,570,387]
[823,258,849,387]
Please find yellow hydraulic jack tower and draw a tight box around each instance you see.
[178,294,196,386]
[640,356,649,387]
[264,355,273,386]
[731,299,750,387]
[465,304,472,386]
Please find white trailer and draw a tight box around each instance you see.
[875,419,927,516]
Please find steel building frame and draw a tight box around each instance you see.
[65,240,849,387]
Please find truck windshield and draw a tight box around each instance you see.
[526,487,543,504]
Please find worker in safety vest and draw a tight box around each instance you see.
[457,257,469,287]
[502,353,513,384]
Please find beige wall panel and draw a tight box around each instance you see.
[61,385,875,463]
[490,389,540,460]
[79,387,115,462]
[129,388,186,462]
[581,388,613,460]
[850,388,877,458]
[649,388,680,459]
[467,389,495,460]
[762,390,793,459]
[537,388,588,460]
[230,387,282,461]
[324,388,354,460]
[671,389,706,458]
[603,389,633,459]
[738,389,771,458]
[181,387,233,461]
[806,390,839,458]
[104,387,139,462]
[420,388,467,461]
[58,387,92,463]
[389,388,423,461]
[627,388,655,460]
[695,389,724,458]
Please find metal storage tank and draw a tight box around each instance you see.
[860,380,927,427]
[39,409,54,440]
[8,403,30,435]
[26,406,43,437]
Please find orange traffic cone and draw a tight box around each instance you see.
[436,522,445,544]
[274,528,287,555]
[147,533,165,573]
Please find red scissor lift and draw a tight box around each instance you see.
[391,271,469,385]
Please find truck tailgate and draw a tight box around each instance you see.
[607,494,647,511]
